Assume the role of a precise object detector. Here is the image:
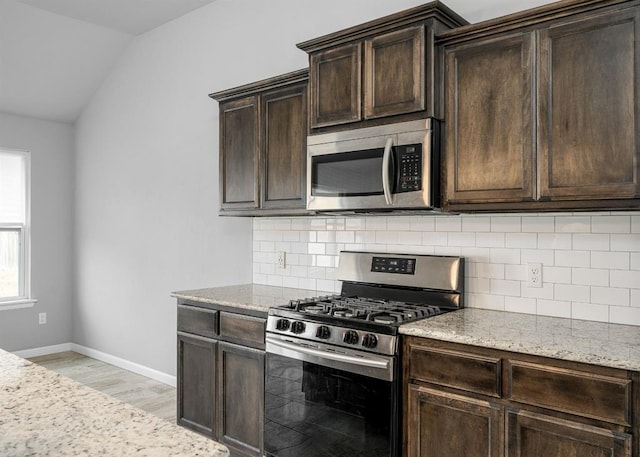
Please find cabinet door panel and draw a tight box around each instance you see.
[445,33,535,204]
[364,25,425,119]
[538,9,640,200]
[262,84,307,209]
[309,43,361,128]
[177,334,217,438]
[219,96,259,209]
[407,384,503,457]
[506,409,632,457]
[218,342,265,457]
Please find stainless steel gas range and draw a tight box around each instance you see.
[264,251,464,457]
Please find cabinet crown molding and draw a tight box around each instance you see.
[209,69,308,102]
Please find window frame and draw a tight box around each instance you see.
[0,148,36,310]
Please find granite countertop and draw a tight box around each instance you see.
[0,349,229,457]
[172,284,330,313]
[400,308,640,371]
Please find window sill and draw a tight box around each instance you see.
[0,298,38,310]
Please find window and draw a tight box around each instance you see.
[0,149,35,308]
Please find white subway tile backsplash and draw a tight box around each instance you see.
[592,216,631,233]
[537,299,572,318]
[253,213,640,326]
[611,234,640,252]
[522,216,555,233]
[591,286,629,306]
[611,270,640,288]
[555,284,590,303]
[610,306,640,326]
[556,216,591,233]
[555,250,590,268]
[571,268,609,287]
[436,216,462,232]
[571,302,609,322]
[491,216,522,232]
[538,233,571,250]
[572,233,609,251]
[462,216,491,232]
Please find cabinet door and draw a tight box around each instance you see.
[538,8,640,201]
[364,25,425,119]
[217,342,265,457]
[406,384,503,457]
[506,409,632,457]
[177,333,217,438]
[261,83,307,210]
[219,96,259,210]
[445,33,535,205]
[309,43,361,128]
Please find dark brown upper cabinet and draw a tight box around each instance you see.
[441,0,640,212]
[298,3,468,131]
[210,69,308,216]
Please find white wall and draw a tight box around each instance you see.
[73,0,562,376]
[253,214,640,325]
[0,112,74,351]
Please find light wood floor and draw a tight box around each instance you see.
[29,351,176,422]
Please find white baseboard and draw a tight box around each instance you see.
[14,343,73,358]
[13,343,176,388]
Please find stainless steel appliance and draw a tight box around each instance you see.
[306,119,441,213]
[264,251,464,457]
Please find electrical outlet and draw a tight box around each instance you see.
[277,251,286,269]
[38,313,47,325]
[527,263,542,288]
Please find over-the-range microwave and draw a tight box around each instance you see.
[306,118,441,213]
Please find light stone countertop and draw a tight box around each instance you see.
[400,308,640,371]
[172,283,331,314]
[0,349,229,457]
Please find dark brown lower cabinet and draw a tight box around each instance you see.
[403,336,636,457]
[177,333,217,437]
[407,384,503,457]
[177,301,266,457]
[217,342,264,457]
[506,409,632,457]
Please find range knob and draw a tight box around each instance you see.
[362,333,378,349]
[343,330,359,345]
[275,319,290,331]
[291,321,306,334]
[315,325,331,339]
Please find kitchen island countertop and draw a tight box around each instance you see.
[400,308,640,371]
[172,283,331,314]
[0,348,229,457]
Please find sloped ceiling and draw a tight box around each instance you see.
[0,0,216,123]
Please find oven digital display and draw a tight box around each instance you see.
[371,257,416,275]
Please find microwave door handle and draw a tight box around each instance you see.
[382,137,394,205]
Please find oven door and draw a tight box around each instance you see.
[264,334,399,457]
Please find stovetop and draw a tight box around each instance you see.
[285,294,443,325]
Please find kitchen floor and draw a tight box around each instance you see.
[28,351,176,422]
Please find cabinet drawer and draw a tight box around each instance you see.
[506,360,631,426]
[177,305,219,339]
[219,312,266,349]
[408,344,501,397]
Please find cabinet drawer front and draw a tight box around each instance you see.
[219,312,266,349]
[177,305,219,339]
[506,360,631,426]
[408,345,501,397]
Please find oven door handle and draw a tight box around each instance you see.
[266,337,389,370]
[382,137,394,205]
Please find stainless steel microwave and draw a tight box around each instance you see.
[306,118,441,212]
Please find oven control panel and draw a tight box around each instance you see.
[371,256,416,275]
[266,316,397,356]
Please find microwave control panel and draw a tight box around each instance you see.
[395,144,423,193]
